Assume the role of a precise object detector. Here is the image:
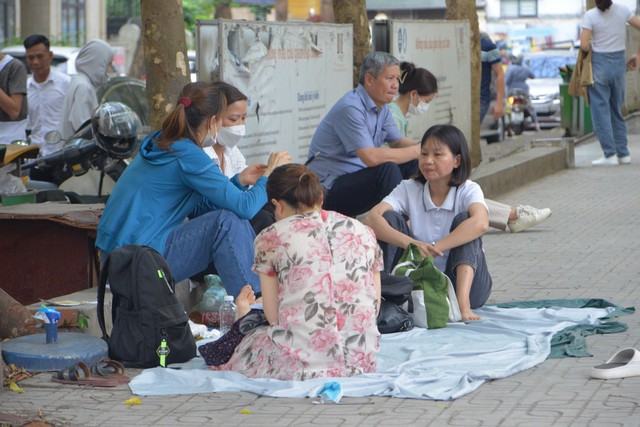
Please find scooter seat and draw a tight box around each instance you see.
[2,145,39,165]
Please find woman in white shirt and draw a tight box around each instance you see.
[365,124,492,321]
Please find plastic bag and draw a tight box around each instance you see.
[0,163,27,195]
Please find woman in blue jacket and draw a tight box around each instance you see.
[96,82,291,296]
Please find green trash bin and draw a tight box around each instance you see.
[559,65,593,136]
[559,85,593,136]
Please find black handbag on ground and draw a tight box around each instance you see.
[377,298,414,334]
[377,272,415,334]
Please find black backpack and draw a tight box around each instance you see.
[97,245,196,368]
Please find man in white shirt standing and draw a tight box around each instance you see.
[24,34,70,157]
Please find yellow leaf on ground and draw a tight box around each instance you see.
[240,408,252,414]
[124,397,142,406]
[9,381,24,393]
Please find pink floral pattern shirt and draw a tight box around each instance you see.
[217,210,382,380]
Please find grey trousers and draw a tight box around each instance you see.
[379,210,492,309]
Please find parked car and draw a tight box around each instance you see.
[1,45,80,75]
[2,44,123,76]
[519,49,578,119]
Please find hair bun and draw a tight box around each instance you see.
[401,62,415,74]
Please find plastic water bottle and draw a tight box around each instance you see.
[219,295,237,335]
[189,274,227,328]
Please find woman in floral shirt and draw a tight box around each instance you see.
[217,164,382,380]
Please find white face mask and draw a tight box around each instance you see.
[217,125,246,148]
[408,93,432,116]
[202,121,217,147]
[408,101,431,116]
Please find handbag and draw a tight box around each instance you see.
[377,298,414,334]
[199,309,268,366]
[392,243,462,329]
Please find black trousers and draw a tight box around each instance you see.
[323,160,418,218]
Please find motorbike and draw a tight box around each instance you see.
[505,88,532,136]
[21,101,141,203]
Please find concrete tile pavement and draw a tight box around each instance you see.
[1,135,640,426]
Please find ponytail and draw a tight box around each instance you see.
[158,82,227,151]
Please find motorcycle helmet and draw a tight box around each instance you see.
[91,101,141,159]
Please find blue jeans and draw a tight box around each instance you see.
[379,210,492,309]
[588,51,630,158]
[163,209,260,297]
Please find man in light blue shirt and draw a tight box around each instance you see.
[307,52,419,217]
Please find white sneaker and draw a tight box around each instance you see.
[618,155,631,165]
[508,205,553,233]
[592,156,619,166]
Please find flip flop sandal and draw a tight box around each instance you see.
[91,358,131,384]
[51,361,119,387]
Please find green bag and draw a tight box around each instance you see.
[391,243,462,329]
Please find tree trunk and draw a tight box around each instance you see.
[215,2,233,19]
[275,0,287,21]
[332,0,370,88]
[446,0,482,168]
[141,0,191,130]
[586,0,595,11]
[0,287,39,339]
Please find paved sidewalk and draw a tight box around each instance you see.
[1,136,639,427]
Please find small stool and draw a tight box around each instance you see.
[2,332,108,372]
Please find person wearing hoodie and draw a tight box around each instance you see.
[59,39,113,139]
[96,82,291,297]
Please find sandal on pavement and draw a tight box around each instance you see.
[51,361,119,387]
[91,357,130,384]
[590,348,640,380]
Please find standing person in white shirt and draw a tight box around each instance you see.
[24,34,70,158]
[580,0,640,165]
